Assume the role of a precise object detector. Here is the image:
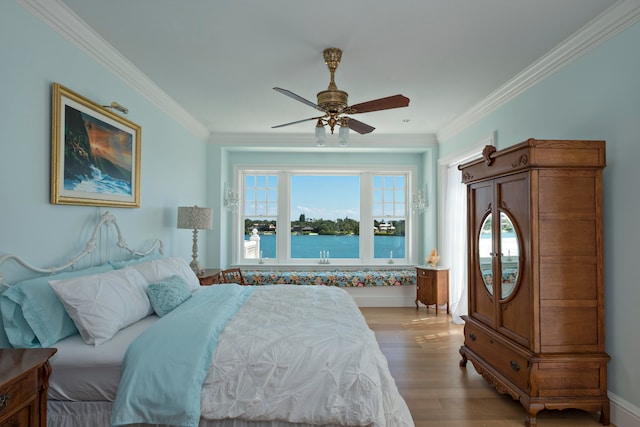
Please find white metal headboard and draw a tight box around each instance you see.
[0,211,164,286]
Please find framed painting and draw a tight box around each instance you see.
[51,83,141,207]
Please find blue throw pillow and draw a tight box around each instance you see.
[0,264,114,348]
[146,275,192,317]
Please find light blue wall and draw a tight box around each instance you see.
[8,0,634,417]
[0,2,208,281]
[439,20,640,415]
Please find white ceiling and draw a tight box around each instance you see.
[56,0,622,140]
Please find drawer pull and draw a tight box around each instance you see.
[469,333,476,341]
[510,361,521,372]
[0,394,9,410]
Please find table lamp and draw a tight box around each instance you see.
[177,205,213,274]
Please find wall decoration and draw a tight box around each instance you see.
[50,83,141,207]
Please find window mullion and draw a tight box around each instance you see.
[278,171,290,263]
[360,172,374,264]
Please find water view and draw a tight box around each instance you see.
[247,234,405,259]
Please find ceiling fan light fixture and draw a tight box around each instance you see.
[338,126,349,147]
[338,117,349,146]
[315,119,326,146]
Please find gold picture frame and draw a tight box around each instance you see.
[51,83,141,207]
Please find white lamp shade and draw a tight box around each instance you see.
[315,124,326,146]
[177,206,213,230]
[338,125,349,146]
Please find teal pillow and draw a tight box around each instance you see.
[0,284,11,348]
[146,275,192,317]
[0,264,114,348]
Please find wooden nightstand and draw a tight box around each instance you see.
[0,348,57,427]
[415,266,449,314]
[197,268,222,286]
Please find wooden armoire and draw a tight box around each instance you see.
[458,139,610,426]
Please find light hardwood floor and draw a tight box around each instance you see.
[359,307,611,427]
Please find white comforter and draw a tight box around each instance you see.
[200,285,414,427]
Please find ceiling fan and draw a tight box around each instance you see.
[272,48,410,138]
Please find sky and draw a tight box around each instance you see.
[290,175,360,221]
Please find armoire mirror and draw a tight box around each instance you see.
[478,212,521,298]
[479,214,493,294]
[499,211,519,299]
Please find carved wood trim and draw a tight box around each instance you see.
[512,154,529,168]
[482,145,497,165]
[467,358,521,401]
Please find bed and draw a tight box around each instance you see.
[0,212,414,427]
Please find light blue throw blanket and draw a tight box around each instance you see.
[111,284,255,427]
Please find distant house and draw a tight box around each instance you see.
[378,223,395,233]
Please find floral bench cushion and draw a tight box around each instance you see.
[244,269,416,287]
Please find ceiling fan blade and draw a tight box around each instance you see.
[347,118,375,134]
[347,94,410,114]
[271,116,322,129]
[273,87,324,112]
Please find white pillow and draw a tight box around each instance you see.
[127,257,200,292]
[49,267,153,346]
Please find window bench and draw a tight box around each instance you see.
[243,269,416,287]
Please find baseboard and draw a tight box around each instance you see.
[610,391,640,427]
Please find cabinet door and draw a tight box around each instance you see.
[468,180,496,328]
[495,172,531,348]
[417,269,435,304]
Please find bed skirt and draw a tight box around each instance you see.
[48,401,360,427]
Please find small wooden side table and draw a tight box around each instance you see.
[0,348,57,427]
[197,268,222,286]
[415,266,449,314]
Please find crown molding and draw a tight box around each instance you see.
[210,132,436,143]
[437,0,640,142]
[210,132,437,153]
[18,0,210,141]
[21,0,639,145]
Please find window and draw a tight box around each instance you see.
[373,175,406,260]
[237,167,417,266]
[243,174,278,259]
[290,175,360,259]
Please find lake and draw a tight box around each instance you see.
[247,234,405,259]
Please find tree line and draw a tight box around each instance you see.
[245,214,405,236]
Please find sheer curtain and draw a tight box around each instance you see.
[440,136,493,324]
[442,164,468,324]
